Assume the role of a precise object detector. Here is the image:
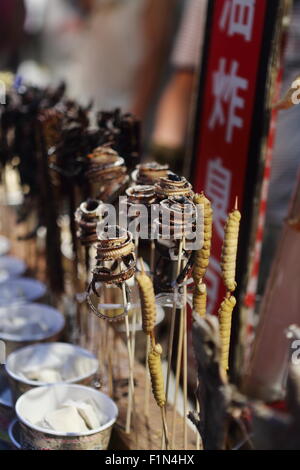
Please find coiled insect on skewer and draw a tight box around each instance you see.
[154,195,196,293]
[75,199,102,247]
[86,225,137,435]
[155,173,193,201]
[86,226,136,321]
[85,146,128,200]
[132,162,169,185]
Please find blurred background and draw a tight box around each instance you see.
[0,0,195,156]
[1,0,300,310]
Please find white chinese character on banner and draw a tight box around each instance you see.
[205,158,232,239]
[220,0,255,41]
[209,58,248,143]
[206,256,221,315]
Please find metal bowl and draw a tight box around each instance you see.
[16,384,118,450]
[0,278,47,308]
[0,303,65,355]
[0,257,26,283]
[0,367,14,444]
[6,342,98,402]
[8,419,21,450]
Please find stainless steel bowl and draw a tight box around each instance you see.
[0,303,65,355]
[0,367,14,444]
[6,342,98,402]
[16,384,118,450]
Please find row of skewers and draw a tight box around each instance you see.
[74,159,241,449]
[0,78,242,450]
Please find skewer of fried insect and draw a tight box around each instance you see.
[125,184,157,420]
[144,240,156,419]
[121,282,137,435]
[127,236,138,434]
[190,192,213,450]
[219,197,241,372]
[75,199,103,346]
[168,234,191,450]
[165,238,184,406]
[86,227,137,435]
[136,259,170,450]
[171,193,212,449]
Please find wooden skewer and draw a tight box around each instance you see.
[135,235,139,259]
[138,257,152,419]
[85,245,90,285]
[127,300,137,431]
[150,240,155,276]
[161,415,166,450]
[196,393,201,450]
[122,282,135,434]
[183,281,188,449]
[107,346,114,397]
[171,301,184,449]
[139,257,146,274]
[144,335,151,419]
[166,239,183,403]
[161,407,171,450]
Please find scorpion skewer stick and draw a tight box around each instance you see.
[75,199,103,342]
[126,184,157,419]
[165,239,184,405]
[183,251,188,449]
[157,196,196,449]
[171,238,186,449]
[129,236,138,419]
[86,226,137,434]
[153,185,194,409]
[121,281,136,434]
[171,307,184,448]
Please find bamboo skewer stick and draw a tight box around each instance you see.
[166,239,183,403]
[144,335,151,419]
[171,300,184,449]
[196,398,201,450]
[219,196,241,373]
[127,303,137,431]
[150,240,155,275]
[161,407,170,450]
[183,280,188,449]
[122,282,135,434]
[137,258,170,448]
[128,233,139,425]
[144,241,156,418]
[107,347,114,397]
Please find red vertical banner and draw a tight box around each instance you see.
[191,0,281,319]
